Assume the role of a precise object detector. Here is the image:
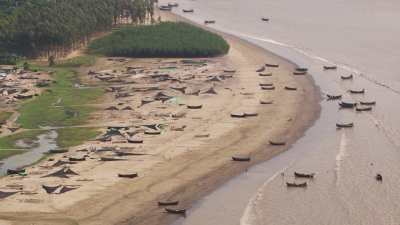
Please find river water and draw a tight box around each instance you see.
[158,0,400,224]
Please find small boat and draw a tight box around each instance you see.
[159,6,172,11]
[265,63,279,68]
[327,94,342,100]
[232,156,251,162]
[223,69,236,73]
[118,173,138,179]
[259,83,274,87]
[244,112,258,117]
[294,172,315,179]
[261,86,275,90]
[7,168,26,175]
[158,201,179,206]
[47,149,68,154]
[100,157,125,161]
[182,9,194,13]
[69,157,86,162]
[187,104,203,109]
[341,74,353,80]
[349,89,365,94]
[375,174,383,182]
[295,68,308,72]
[165,208,186,215]
[360,101,376,105]
[269,141,286,146]
[256,66,266,72]
[168,2,179,7]
[356,106,372,112]
[285,86,297,91]
[261,17,269,22]
[293,71,306,75]
[259,72,272,76]
[204,20,216,24]
[127,138,144,144]
[230,112,246,118]
[144,130,161,135]
[336,122,354,128]
[260,100,273,105]
[323,66,337,70]
[339,102,357,108]
[286,182,307,188]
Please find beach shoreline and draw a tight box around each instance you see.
[0,11,320,225]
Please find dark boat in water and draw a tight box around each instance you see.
[265,63,279,67]
[360,101,376,105]
[349,89,365,94]
[7,168,26,175]
[232,156,251,162]
[323,65,337,70]
[286,182,307,187]
[327,94,342,100]
[261,17,269,22]
[336,122,354,128]
[118,173,138,179]
[165,208,186,215]
[341,74,353,80]
[356,106,372,112]
[294,172,315,179]
[285,86,297,91]
[269,141,286,146]
[339,102,357,108]
[158,201,179,206]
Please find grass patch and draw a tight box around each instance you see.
[56,127,100,148]
[56,55,97,67]
[88,22,230,58]
[0,111,13,126]
[0,130,45,160]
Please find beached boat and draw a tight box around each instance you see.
[7,168,25,175]
[259,83,274,87]
[244,112,258,117]
[261,17,269,22]
[285,86,297,91]
[182,9,194,13]
[294,172,315,179]
[158,201,179,206]
[168,2,179,7]
[336,122,354,128]
[349,89,365,94]
[47,149,68,154]
[339,102,357,108]
[230,112,246,118]
[144,130,161,135]
[265,63,279,67]
[269,141,286,146]
[341,74,353,80]
[261,86,275,90]
[204,20,216,24]
[327,94,342,100]
[356,106,372,112]
[256,66,266,72]
[223,69,236,73]
[232,156,251,162]
[159,5,172,11]
[259,72,272,76]
[260,100,274,105]
[187,104,203,109]
[286,182,307,187]
[165,208,186,215]
[118,173,138,179]
[69,157,86,162]
[127,138,144,144]
[360,101,376,105]
[296,68,308,72]
[323,65,337,70]
[293,71,307,75]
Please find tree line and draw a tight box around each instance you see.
[0,0,156,62]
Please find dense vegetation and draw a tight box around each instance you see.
[0,0,155,61]
[88,22,230,58]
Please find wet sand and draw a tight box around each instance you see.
[0,12,319,225]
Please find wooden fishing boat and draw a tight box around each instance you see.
[265,63,279,68]
[48,149,68,154]
[286,182,307,187]
[260,100,274,105]
[127,138,144,144]
[182,9,194,13]
[261,17,269,22]
[356,106,372,112]
[269,141,286,146]
[159,6,172,11]
[204,20,216,24]
[285,86,297,91]
[336,122,354,128]
[144,130,161,135]
[118,173,138,179]
[339,102,357,108]
[259,83,274,87]
[261,86,275,90]
[244,112,258,117]
[294,172,315,179]
[327,94,342,100]
[259,72,272,76]
[7,168,26,175]
[341,74,353,80]
[232,156,251,162]
[256,66,266,72]
[293,71,306,75]
[187,104,203,109]
[360,101,376,105]
[69,157,86,162]
[230,112,246,118]
[165,208,186,215]
[223,69,236,73]
[158,201,179,206]
[168,2,179,7]
[349,89,365,94]
[295,68,308,72]
[323,65,337,70]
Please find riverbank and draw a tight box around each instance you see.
[0,12,320,225]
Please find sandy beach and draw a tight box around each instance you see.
[0,12,320,225]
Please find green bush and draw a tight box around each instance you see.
[88,22,230,58]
